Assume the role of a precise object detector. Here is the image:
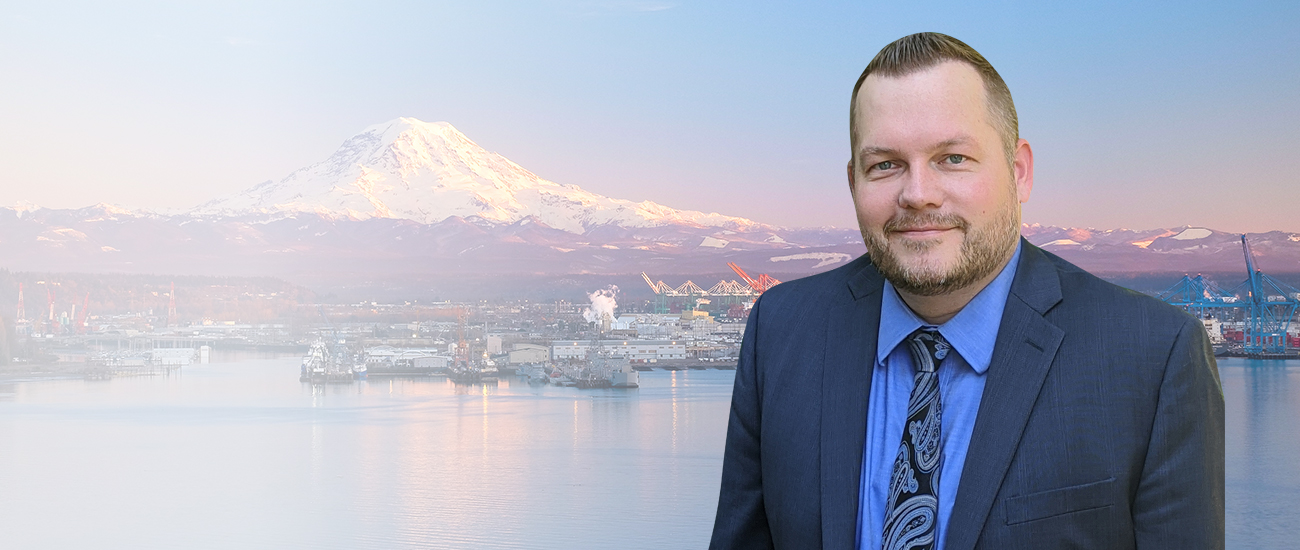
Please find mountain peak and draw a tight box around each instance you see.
[194,118,760,234]
[359,118,470,152]
[367,117,460,134]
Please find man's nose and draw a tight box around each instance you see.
[897,164,944,210]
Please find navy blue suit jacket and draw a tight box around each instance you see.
[710,240,1224,549]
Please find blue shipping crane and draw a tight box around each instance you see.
[1236,235,1300,355]
[1158,235,1299,357]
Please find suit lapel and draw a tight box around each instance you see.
[945,243,1065,550]
[820,264,884,547]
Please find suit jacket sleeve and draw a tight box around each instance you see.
[710,295,775,549]
[1133,315,1225,549]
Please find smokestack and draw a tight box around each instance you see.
[583,286,618,335]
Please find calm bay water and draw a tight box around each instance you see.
[1221,357,1299,550]
[0,355,1289,549]
[0,356,731,549]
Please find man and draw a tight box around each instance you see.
[710,33,1224,550]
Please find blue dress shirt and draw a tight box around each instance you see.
[856,242,1022,550]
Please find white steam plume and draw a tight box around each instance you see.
[583,285,618,325]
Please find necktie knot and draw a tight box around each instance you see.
[906,328,951,374]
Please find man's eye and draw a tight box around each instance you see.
[945,154,966,164]
[873,161,895,171]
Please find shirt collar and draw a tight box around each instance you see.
[875,241,1023,374]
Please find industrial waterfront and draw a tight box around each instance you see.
[0,355,1289,549]
[3,233,1295,380]
[0,270,759,382]
[0,236,1292,548]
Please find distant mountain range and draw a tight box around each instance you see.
[1022,225,1300,274]
[1,118,1295,286]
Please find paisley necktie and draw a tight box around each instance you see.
[881,328,949,550]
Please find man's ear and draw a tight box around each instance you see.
[846,159,857,197]
[1012,139,1034,203]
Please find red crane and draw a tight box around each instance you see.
[454,306,469,369]
[168,282,178,326]
[76,292,90,334]
[727,262,782,294]
[46,285,57,334]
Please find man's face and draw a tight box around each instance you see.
[849,61,1031,296]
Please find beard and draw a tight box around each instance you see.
[861,202,1020,297]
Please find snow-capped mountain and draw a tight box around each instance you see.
[1020,224,1300,273]
[194,118,760,234]
[1,117,1297,295]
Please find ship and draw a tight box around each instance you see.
[521,363,552,384]
[480,358,500,382]
[557,338,639,389]
[299,339,357,384]
[609,361,639,388]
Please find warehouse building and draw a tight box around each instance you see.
[550,340,687,363]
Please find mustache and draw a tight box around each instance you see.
[883,212,971,233]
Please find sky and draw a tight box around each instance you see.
[0,0,1296,233]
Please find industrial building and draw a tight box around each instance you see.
[551,340,687,363]
[507,343,549,364]
[364,346,450,370]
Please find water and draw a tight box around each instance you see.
[0,356,1289,549]
[0,356,732,549]
[1221,357,1299,549]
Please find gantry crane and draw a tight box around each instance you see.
[640,264,779,314]
[1160,234,1300,356]
[727,262,782,294]
[1236,235,1299,355]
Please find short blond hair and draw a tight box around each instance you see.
[850,33,1018,167]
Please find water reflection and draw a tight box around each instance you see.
[1220,357,1300,549]
[0,358,734,549]
[0,356,1291,548]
